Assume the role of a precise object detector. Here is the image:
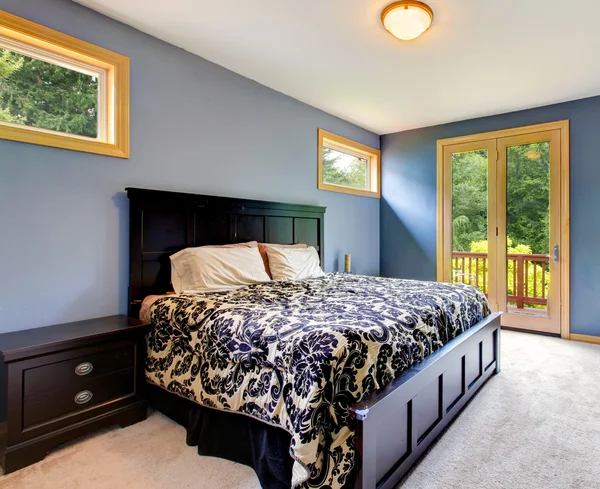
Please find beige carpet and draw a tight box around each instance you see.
[1,330,599,489]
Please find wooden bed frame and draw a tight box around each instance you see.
[127,187,501,489]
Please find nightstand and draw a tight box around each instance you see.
[0,315,150,474]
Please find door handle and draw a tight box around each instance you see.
[553,244,559,263]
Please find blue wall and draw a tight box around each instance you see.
[0,0,380,333]
[381,96,600,337]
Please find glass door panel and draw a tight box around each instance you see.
[451,149,489,296]
[506,141,550,316]
[441,139,498,310]
[497,131,561,334]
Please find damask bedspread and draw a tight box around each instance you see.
[146,273,489,489]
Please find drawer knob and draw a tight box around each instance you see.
[74,390,93,405]
[75,362,93,376]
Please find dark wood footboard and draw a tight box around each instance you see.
[351,313,501,489]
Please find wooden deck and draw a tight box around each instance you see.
[507,305,547,317]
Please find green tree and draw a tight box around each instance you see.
[0,48,98,137]
[506,142,550,254]
[451,150,488,251]
[0,49,23,78]
[0,50,22,124]
[322,147,368,189]
[451,144,550,254]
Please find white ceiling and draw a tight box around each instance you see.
[74,0,600,135]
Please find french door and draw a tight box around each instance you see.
[437,122,570,336]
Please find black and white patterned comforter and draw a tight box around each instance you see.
[146,273,489,488]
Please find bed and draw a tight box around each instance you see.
[127,187,501,489]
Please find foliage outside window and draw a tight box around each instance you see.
[451,142,551,309]
[0,49,100,138]
[318,129,380,198]
[0,10,130,158]
[451,143,550,255]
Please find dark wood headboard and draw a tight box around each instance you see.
[126,187,326,316]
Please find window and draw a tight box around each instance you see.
[0,11,129,158]
[318,129,380,198]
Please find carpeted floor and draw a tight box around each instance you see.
[1,330,599,489]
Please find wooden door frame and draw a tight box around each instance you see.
[438,139,499,308]
[436,120,570,339]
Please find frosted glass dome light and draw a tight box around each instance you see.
[381,1,434,41]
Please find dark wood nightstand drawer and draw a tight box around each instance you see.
[23,369,135,430]
[23,345,134,399]
[0,315,149,474]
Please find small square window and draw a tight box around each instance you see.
[0,10,129,158]
[318,129,380,198]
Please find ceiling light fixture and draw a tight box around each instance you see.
[381,1,434,41]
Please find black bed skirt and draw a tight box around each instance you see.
[146,382,295,489]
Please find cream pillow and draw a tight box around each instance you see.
[170,246,270,293]
[257,242,308,278]
[265,246,325,281]
[170,241,257,293]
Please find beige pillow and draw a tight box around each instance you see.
[265,246,325,281]
[170,241,257,293]
[258,243,308,278]
[170,245,269,293]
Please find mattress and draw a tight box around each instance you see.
[144,273,489,489]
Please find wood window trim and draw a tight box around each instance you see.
[436,120,570,339]
[318,128,381,198]
[0,10,130,158]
